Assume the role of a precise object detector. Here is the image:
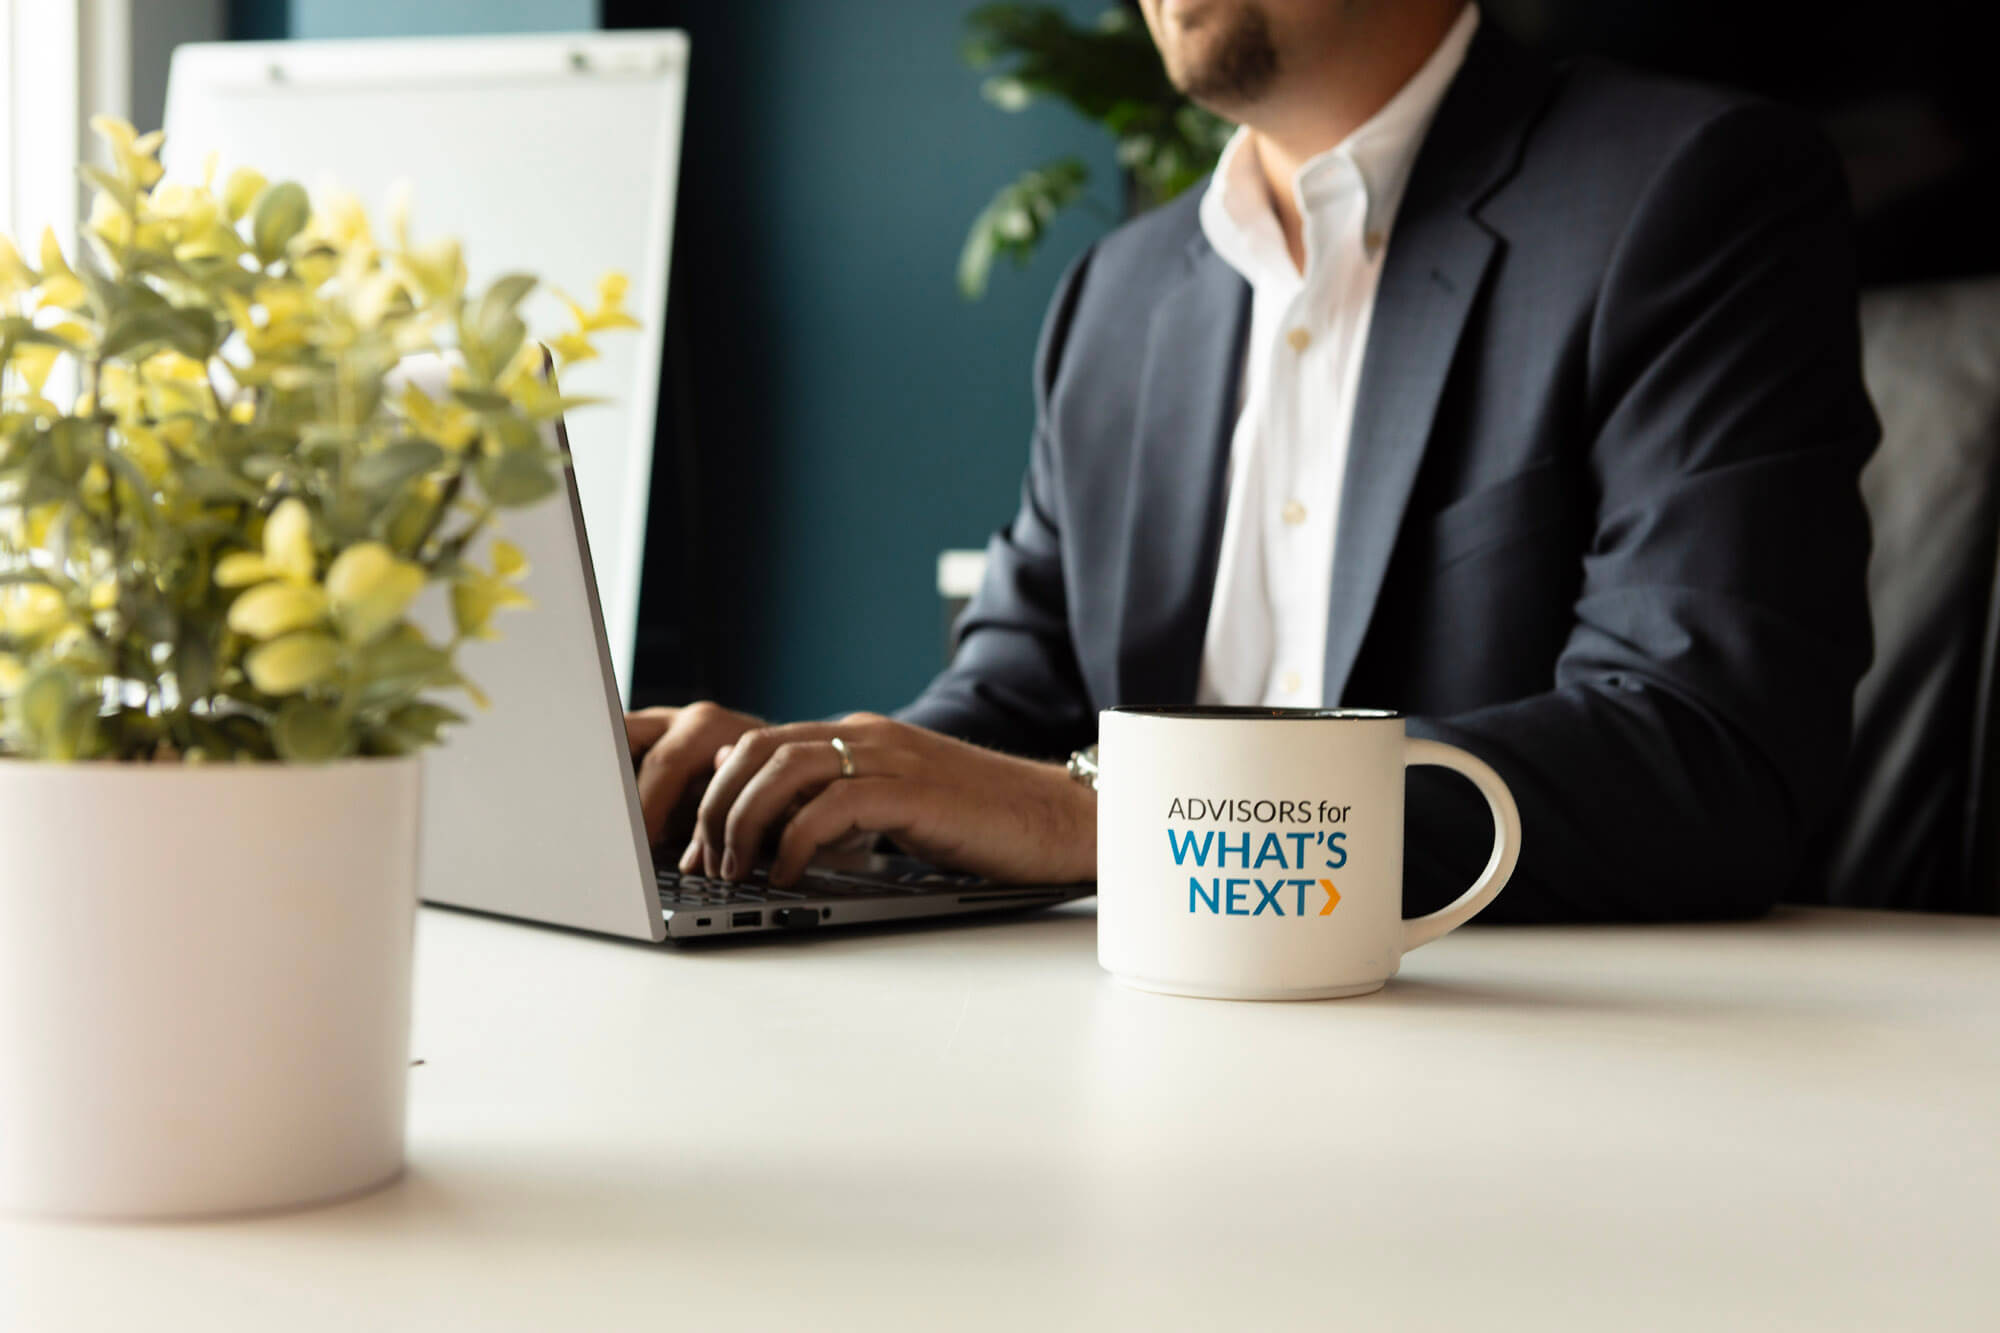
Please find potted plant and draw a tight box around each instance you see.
[0,118,634,1219]
[957,2,1231,299]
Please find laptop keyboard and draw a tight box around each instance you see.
[655,864,984,910]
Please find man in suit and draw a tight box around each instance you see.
[627,0,1877,921]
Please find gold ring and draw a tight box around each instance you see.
[828,736,856,779]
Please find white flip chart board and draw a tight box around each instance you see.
[162,30,688,702]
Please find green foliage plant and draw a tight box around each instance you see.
[958,3,1232,299]
[0,118,637,763]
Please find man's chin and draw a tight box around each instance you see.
[1170,80,1246,123]
[1164,42,1233,100]
[1157,2,1278,109]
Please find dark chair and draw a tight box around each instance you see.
[1797,277,2000,913]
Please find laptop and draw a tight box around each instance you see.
[404,356,1094,942]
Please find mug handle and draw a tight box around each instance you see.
[1400,739,1523,952]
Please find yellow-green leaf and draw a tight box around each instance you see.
[490,537,529,580]
[250,181,310,264]
[11,342,61,394]
[547,329,596,365]
[0,583,69,637]
[350,440,444,495]
[273,699,352,762]
[214,553,276,588]
[325,542,425,643]
[450,574,530,641]
[245,631,339,695]
[262,497,316,582]
[474,449,558,507]
[226,581,327,639]
[375,700,465,752]
[222,167,268,224]
[0,234,32,298]
[38,227,71,277]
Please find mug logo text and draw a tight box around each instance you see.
[1167,818,1352,918]
[1166,798,1351,825]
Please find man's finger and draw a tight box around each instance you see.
[769,778,910,887]
[636,734,710,846]
[624,708,675,756]
[720,739,863,882]
[695,722,838,875]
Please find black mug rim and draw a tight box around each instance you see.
[1106,705,1402,720]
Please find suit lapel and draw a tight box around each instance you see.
[1321,215,1495,704]
[1321,25,1558,705]
[1115,243,1251,705]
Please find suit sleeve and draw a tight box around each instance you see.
[1403,104,1879,922]
[895,248,1100,759]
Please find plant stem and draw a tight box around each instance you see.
[409,466,464,560]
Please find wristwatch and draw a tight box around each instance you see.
[1065,744,1099,792]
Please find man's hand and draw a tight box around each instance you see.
[682,713,1095,887]
[626,702,766,846]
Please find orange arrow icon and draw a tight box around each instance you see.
[1318,879,1341,915]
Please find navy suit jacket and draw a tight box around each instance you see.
[899,25,1878,922]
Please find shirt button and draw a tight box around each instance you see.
[1281,500,1308,526]
[1280,671,1302,695]
[1364,229,1386,255]
[1285,327,1311,352]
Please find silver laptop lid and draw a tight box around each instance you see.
[397,356,665,942]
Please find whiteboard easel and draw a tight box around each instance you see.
[162,30,688,703]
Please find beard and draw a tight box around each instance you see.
[1164,3,1280,110]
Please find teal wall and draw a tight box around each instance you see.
[627,0,1118,721]
[229,0,1122,722]
[291,0,594,38]
[226,0,589,40]
[224,0,288,40]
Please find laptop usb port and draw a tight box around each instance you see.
[731,910,761,928]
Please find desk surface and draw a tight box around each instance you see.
[4,904,1997,1332]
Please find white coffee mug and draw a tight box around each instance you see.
[1096,706,1522,1000]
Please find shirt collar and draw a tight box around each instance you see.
[1200,3,1481,284]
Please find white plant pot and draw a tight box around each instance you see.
[0,756,422,1220]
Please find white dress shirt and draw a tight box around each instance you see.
[1194,5,1480,708]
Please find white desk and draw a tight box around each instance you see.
[4,905,1997,1331]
